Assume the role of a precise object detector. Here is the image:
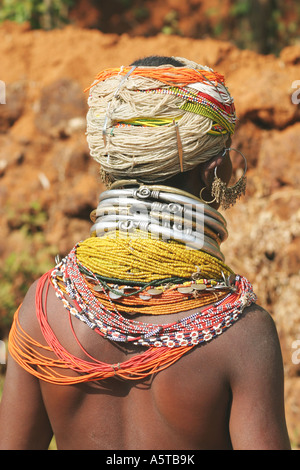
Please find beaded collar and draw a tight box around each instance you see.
[50,185,256,350]
[7,185,257,385]
[50,244,256,349]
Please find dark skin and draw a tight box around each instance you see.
[0,149,291,450]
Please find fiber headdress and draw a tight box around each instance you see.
[86,57,236,183]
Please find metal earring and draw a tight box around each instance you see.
[199,187,216,205]
[211,148,247,210]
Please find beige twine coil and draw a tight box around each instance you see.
[86,57,234,183]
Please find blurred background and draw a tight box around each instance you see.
[0,0,300,54]
[0,0,299,449]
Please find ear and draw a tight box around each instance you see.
[200,153,224,187]
[200,151,232,188]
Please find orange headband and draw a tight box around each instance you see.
[85,66,225,92]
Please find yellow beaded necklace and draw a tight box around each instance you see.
[76,235,233,284]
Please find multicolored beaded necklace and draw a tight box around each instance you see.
[50,246,256,349]
[8,185,257,384]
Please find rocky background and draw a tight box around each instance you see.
[0,0,299,449]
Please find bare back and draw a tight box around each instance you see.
[0,279,291,450]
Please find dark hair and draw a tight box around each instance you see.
[130,55,184,67]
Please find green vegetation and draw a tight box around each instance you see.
[0,0,299,55]
[0,0,74,29]
[162,10,181,36]
[0,201,57,337]
[202,0,300,55]
[225,0,299,55]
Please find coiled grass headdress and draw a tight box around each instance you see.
[86,56,236,183]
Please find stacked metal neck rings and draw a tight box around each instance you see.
[90,183,228,262]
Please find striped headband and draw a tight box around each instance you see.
[86,65,236,135]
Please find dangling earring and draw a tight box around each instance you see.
[199,187,216,205]
[211,148,247,210]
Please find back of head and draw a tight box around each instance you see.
[86,55,236,184]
